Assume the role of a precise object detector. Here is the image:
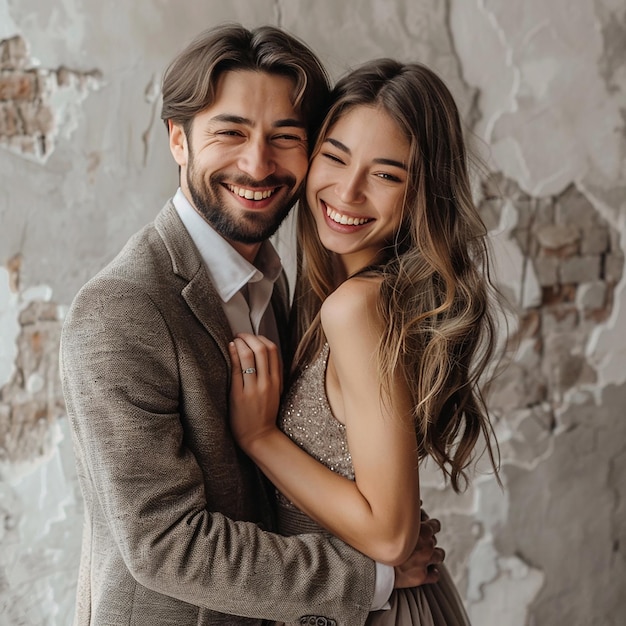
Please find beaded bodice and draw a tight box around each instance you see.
[276,343,354,534]
[278,343,353,479]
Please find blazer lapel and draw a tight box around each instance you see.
[155,201,233,371]
[270,271,292,372]
[155,200,287,530]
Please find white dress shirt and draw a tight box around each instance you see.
[172,188,394,610]
[173,188,282,344]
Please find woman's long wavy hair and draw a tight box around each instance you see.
[291,59,501,492]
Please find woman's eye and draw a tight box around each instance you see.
[376,172,402,182]
[322,152,344,164]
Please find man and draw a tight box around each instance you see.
[60,24,443,625]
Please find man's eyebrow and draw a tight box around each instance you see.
[211,114,252,125]
[274,118,306,129]
[210,114,305,129]
[325,137,407,170]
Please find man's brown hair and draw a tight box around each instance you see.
[160,23,331,149]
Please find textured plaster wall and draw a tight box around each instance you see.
[0,1,624,624]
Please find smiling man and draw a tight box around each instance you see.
[169,69,308,259]
[60,24,443,626]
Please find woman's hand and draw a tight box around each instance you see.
[228,333,283,452]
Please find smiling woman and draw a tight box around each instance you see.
[306,105,410,275]
[229,57,504,626]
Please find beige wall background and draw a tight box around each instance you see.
[1,1,625,624]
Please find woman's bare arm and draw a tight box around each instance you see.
[228,278,421,565]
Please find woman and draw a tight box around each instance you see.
[228,58,501,625]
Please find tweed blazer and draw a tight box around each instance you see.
[60,201,376,626]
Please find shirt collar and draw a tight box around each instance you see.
[172,188,282,302]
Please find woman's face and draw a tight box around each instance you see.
[305,105,411,275]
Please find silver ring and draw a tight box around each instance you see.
[242,367,256,375]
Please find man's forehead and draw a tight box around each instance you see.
[213,69,299,106]
[192,70,306,129]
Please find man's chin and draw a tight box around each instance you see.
[225,223,282,244]
[191,188,294,243]
[234,208,293,242]
[205,214,280,245]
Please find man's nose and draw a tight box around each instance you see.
[237,139,276,181]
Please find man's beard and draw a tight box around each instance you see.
[186,151,301,244]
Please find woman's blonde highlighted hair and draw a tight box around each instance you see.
[292,59,502,492]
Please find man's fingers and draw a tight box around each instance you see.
[431,547,445,565]
[394,516,446,588]
[414,518,439,551]
[423,565,441,585]
[423,517,441,535]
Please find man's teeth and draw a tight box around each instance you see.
[228,184,275,200]
[326,206,370,226]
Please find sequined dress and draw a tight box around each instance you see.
[277,344,472,626]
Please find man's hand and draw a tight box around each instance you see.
[394,515,444,588]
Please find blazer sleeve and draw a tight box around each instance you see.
[60,276,376,625]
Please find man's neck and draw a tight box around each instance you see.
[227,239,262,264]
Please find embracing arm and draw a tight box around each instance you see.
[61,276,377,624]
[230,278,422,566]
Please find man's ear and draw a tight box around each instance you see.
[168,120,188,167]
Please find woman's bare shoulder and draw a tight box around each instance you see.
[321,276,383,337]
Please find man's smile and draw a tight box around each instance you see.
[226,183,279,201]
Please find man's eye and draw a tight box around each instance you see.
[272,134,306,146]
[217,130,244,137]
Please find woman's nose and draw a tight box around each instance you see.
[336,169,365,204]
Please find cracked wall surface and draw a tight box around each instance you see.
[0,35,102,162]
[1,1,624,624]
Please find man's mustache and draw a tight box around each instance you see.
[214,173,297,189]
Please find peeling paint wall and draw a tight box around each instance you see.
[1,1,624,624]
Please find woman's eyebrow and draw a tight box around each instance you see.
[374,157,407,170]
[274,118,306,129]
[325,137,407,170]
[325,137,350,154]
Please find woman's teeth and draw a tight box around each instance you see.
[326,206,371,226]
